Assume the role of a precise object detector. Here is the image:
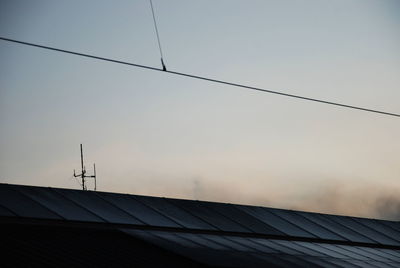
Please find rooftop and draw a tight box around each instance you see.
[1,183,400,267]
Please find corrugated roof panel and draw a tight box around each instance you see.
[96,192,179,228]
[318,244,366,260]
[176,233,228,250]
[353,246,390,262]
[362,247,398,262]
[298,256,341,268]
[367,260,396,268]
[0,184,61,219]
[295,242,350,259]
[203,235,251,251]
[251,238,303,255]
[237,205,317,238]
[225,236,278,254]
[325,215,400,246]
[325,258,363,268]
[360,247,400,263]
[152,231,204,249]
[14,186,104,222]
[210,203,285,235]
[380,248,400,259]
[347,260,379,268]
[54,188,141,224]
[134,196,216,230]
[380,221,400,234]
[122,228,400,267]
[270,209,345,241]
[297,212,374,243]
[335,245,381,261]
[353,217,400,243]
[376,249,400,263]
[168,199,249,232]
[273,240,327,257]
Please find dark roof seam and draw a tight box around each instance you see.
[162,198,222,230]
[338,258,365,268]
[51,189,109,223]
[173,232,219,249]
[293,241,340,258]
[236,205,286,235]
[199,234,239,251]
[379,221,400,234]
[266,209,318,238]
[156,231,215,250]
[211,206,261,233]
[285,240,349,259]
[326,216,383,244]
[347,217,399,244]
[355,219,400,243]
[93,192,147,225]
[290,241,334,258]
[334,244,380,262]
[10,186,66,220]
[314,243,366,261]
[292,211,350,241]
[364,246,400,262]
[386,261,400,267]
[223,236,268,253]
[318,215,381,244]
[235,206,295,237]
[292,212,349,240]
[247,239,282,254]
[141,231,211,256]
[128,195,186,228]
[205,204,267,233]
[258,239,307,256]
[46,187,105,222]
[375,248,400,260]
[298,212,375,243]
[293,254,342,267]
[354,247,397,264]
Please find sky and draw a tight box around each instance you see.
[0,0,399,220]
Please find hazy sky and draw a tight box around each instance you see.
[1,0,399,220]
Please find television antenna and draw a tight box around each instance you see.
[73,144,97,191]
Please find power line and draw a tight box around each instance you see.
[149,0,167,71]
[0,36,399,118]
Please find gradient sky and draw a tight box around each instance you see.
[1,0,399,219]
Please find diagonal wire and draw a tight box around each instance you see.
[0,36,399,118]
[149,0,165,62]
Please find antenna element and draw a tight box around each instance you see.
[73,144,97,191]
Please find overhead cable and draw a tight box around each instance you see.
[0,36,399,118]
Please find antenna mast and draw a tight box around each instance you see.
[73,144,97,191]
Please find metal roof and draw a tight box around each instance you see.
[1,183,400,267]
